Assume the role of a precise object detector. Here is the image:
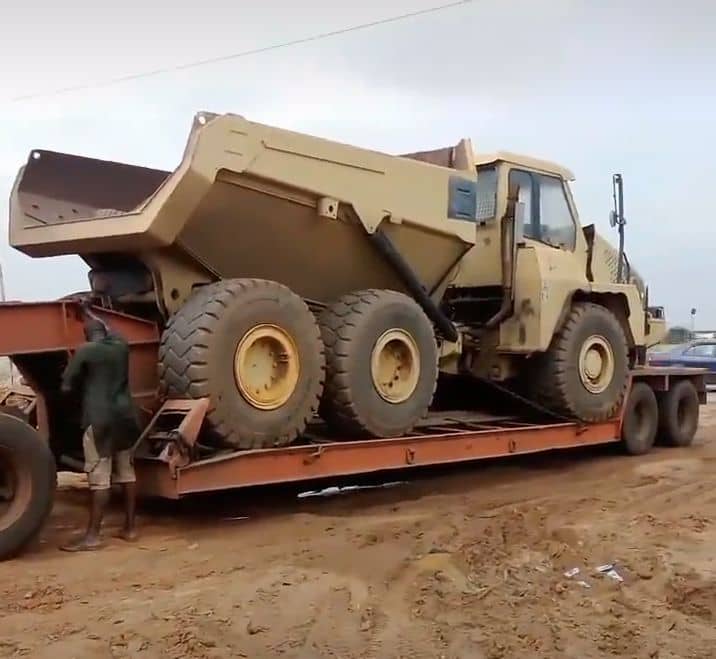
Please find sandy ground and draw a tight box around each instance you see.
[3,406,716,659]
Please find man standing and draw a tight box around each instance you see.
[60,309,141,552]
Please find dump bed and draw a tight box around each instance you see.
[9,112,478,309]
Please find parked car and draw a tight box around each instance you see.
[648,326,694,353]
[648,340,716,384]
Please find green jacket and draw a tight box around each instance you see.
[61,335,140,457]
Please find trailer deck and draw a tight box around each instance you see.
[133,359,708,500]
[0,298,708,560]
[134,412,622,498]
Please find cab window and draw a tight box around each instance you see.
[508,169,576,250]
[475,166,498,221]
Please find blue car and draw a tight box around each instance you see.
[648,340,716,384]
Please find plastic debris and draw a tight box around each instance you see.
[596,563,624,582]
[605,569,624,583]
[562,567,592,588]
[298,481,406,498]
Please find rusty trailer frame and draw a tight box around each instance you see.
[134,410,623,499]
[0,300,160,440]
[0,300,707,502]
[133,361,707,500]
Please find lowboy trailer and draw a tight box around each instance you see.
[0,300,706,559]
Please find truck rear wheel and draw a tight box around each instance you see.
[158,279,325,449]
[533,302,629,422]
[0,413,56,560]
[319,289,438,437]
[657,379,699,447]
[621,382,658,455]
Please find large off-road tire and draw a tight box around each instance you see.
[0,413,56,560]
[533,302,629,422]
[319,289,438,437]
[657,379,699,447]
[621,382,658,455]
[158,279,325,449]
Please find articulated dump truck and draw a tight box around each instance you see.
[5,110,696,561]
[10,111,665,449]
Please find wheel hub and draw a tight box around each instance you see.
[578,335,615,394]
[370,329,421,404]
[234,324,300,410]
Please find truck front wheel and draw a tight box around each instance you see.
[533,302,629,422]
[319,289,438,437]
[0,413,56,560]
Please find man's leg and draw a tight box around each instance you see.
[61,427,111,551]
[84,488,111,545]
[113,449,138,541]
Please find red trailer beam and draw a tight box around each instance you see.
[0,301,161,434]
[0,301,158,356]
[135,418,621,499]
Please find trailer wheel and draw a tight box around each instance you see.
[533,302,629,422]
[0,413,56,560]
[159,279,325,449]
[658,379,699,447]
[319,289,438,437]
[621,382,658,455]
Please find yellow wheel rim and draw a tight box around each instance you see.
[370,329,420,404]
[578,334,615,394]
[234,324,300,410]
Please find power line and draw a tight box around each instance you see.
[9,0,475,103]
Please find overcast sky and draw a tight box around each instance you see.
[1,0,714,326]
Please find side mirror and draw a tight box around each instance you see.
[609,210,617,227]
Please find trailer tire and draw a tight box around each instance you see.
[533,302,629,422]
[657,379,699,447]
[319,289,438,437]
[0,413,56,560]
[621,382,658,455]
[158,279,325,449]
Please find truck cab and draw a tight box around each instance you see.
[445,151,652,369]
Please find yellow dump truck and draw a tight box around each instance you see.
[0,111,705,562]
[10,111,665,449]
